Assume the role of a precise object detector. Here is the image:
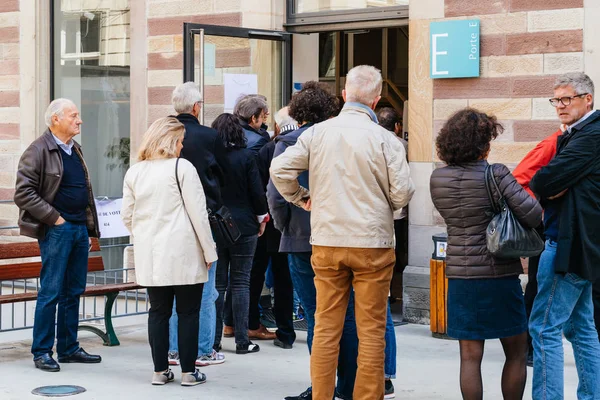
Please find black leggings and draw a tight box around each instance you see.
[458,332,528,400]
[147,284,203,373]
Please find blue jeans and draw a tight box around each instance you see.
[168,261,217,357]
[384,301,396,379]
[32,222,89,359]
[215,235,258,346]
[529,240,600,400]
[288,252,358,398]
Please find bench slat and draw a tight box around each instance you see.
[83,283,142,296]
[0,256,105,281]
[0,292,37,304]
[0,282,142,304]
[0,238,101,260]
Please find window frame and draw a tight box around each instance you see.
[286,0,408,29]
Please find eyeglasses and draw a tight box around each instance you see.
[549,93,589,107]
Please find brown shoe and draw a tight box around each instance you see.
[223,325,234,338]
[248,325,276,340]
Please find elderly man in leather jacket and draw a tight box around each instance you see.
[14,98,101,372]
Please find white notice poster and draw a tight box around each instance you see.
[223,73,258,113]
[94,198,130,239]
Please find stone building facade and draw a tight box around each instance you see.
[1,0,599,324]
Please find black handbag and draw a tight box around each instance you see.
[484,164,544,259]
[175,158,240,248]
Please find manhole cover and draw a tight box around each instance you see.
[32,385,86,397]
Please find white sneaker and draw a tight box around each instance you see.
[151,369,174,385]
[167,351,180,366]
[195,350,225,366]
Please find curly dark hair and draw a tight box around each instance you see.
[211,113,247,149]
[436,108,504,166]
[289,81,340,124]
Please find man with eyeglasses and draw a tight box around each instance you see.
[528,72,600,399]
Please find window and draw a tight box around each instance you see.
[52,0,131,270]
[295,0,409,14]
[286,0,409,30]
[61,12,101,66]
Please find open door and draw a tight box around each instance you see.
[183,24,292,128]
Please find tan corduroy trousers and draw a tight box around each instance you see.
[310,245,395,400]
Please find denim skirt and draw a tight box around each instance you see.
[447,275,528,340]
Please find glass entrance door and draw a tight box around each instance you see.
[183,24,292,130]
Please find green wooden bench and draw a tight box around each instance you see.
[0,238,141,346]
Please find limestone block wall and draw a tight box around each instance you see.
[138,0,285,156]
[0,0,20,235]
[404,0,591,324]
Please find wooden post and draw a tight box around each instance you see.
[430,259,448,335]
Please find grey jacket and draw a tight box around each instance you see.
[270,104,414,249]
[14,130,100,239]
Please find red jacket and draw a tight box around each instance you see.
[513,129,562,198]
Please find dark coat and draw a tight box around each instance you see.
[530,110,600,282]
[239,119,269,155]
[430,161,542,279]
[267,124,314,253]
[258,137,281,253]
[257,126,297,253]
[14,130,100,239]
[177,113,229,212]
[221,147,268,236]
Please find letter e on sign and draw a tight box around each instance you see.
[430,20,480,79]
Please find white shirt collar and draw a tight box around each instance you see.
[51,132,74,155]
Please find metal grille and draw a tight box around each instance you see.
[0,268,148,333]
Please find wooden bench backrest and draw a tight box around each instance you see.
[0,238,103,281]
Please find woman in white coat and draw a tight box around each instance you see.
[121,117,217,387]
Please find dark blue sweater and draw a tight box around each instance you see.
[52,148,88,224]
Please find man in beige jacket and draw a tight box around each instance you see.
[270,65,415,400]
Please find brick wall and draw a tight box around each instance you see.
[0,0,19,232]
[436,0,585,163]
[145,1,244,128]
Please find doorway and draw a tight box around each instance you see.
[183,24,292,129]
[317,27,408,125]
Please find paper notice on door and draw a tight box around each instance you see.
[224,73,258,113]
[94,198,130,239]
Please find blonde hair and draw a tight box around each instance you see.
[137,117,185,161]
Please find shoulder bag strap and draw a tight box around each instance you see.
[486,163,506,210]
[485,164,501,213]
[175,157,183,201]
[175,157,203,241]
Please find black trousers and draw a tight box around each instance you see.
[147,284,203,373]
[593,278,600,341]
[248,235,296,345]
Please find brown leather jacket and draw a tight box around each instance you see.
[430,161,542,279]
[14,130,100,239]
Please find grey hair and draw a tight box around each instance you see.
[274,107,297,128]
[234,94,269,122]
[554,72,595,98]
[44,98,76,127]
[345,65,383,105]
[172,82,202,114]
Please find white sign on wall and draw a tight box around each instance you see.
[223,73,258,113]
[94,198,130,238]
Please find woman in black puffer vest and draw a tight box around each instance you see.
[430,108,542,400]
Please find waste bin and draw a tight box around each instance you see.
[430,233,448,338]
